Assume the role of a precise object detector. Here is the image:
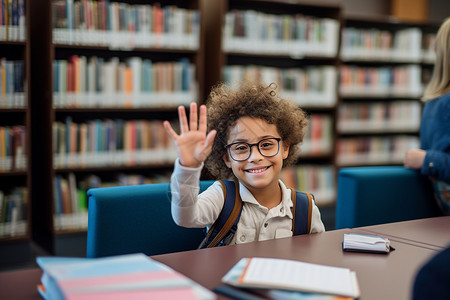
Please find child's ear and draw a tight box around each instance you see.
[223,153,232,168]
[281,141,290,159]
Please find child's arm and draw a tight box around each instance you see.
[163,102,217,168]
[170,163,224,228]
[164,102,221,228]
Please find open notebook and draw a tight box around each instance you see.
[221,257,360,299]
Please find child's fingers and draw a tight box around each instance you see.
[198,104,207,133]
[189,102,198,131]
[178,105,189,134]
[163,120,179,140]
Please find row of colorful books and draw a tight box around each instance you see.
[53,118,176,169]
[52,1,200,49]
[51,114,333,169]
[341,27,432,62]
[223,65,337,107]
[53,173,88,230]
[0,0,26,41]
[0,125,26,172]
[53,56,197,108]
[338,101,421,133]
[280,165,335,206]
[53,172,170,231]
[0,59,26,108]
[0,187,27,238]
[422,33,437,62]
[223,10,339,57]
[340,65,422,97]
[336,135,420,166]
[302,114,333,156]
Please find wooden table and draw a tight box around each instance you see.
[153,227,437,300]
[0,216,448,300]
[356,216,450,250]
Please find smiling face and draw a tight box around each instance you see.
[223,117,289,195]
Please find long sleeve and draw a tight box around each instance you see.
[420,94,450,182]
[170,159,224,228]
[169,160,325,243]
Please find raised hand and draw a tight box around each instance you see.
[163,102,217,168]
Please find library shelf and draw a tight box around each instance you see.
[337,16,440,168]
[10,0,442,258]
[0,0,31,268]
[0,171,28,176]
[29,0,205,256]
[0,108,28,113]
[54,163,174,173]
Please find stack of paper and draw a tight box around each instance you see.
[343,233,391,253]
[221,257,360,299]
[36,253,215,300]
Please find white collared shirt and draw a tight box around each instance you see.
[170,159,325,245]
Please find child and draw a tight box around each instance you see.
[163,82,325,247]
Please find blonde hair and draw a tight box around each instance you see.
[422,17,450,102]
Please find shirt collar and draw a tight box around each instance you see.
[238,180,294,219]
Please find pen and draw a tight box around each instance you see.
[214,284,267,300]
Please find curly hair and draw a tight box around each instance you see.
[205,81,308,179]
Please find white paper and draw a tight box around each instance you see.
[241,257,359,298]
[343,234,390,252]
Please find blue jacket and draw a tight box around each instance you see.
[420,92,450,182]
[413,245,450,299]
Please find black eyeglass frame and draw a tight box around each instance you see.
[224,137,282,162]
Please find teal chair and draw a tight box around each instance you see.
[86,181,214,258]
[335,166,441,229]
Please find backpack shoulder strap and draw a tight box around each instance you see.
[290,189,313,235]
[202,180,243,248]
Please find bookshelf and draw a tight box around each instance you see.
[202,0,341,229]
[6,1,438,259]
[337,16,440,167]
[0,0,31,267]
[29,0,205,255]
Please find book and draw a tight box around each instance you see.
[36,253,216,300]
[343,233,393,254]
[222,257,360,299]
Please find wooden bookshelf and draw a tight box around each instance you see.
[337,16,440,168]
[29,0,205,255]
[14,1,442,256]
[0,0,31,268]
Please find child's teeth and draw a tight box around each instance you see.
[249,167,267,173]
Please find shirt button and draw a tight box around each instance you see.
[429,162,434,168]
[264,223,268,228]
[240,235,246,242]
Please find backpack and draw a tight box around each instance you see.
[199,180,313,248]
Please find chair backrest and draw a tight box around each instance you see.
[335,166,440,229]
[86,181,214,258]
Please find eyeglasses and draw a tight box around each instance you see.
[224,138,282,162]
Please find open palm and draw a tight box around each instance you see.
[164,102,216,168]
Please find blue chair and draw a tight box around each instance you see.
[335,166,441,229]
[86,181,214,258]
